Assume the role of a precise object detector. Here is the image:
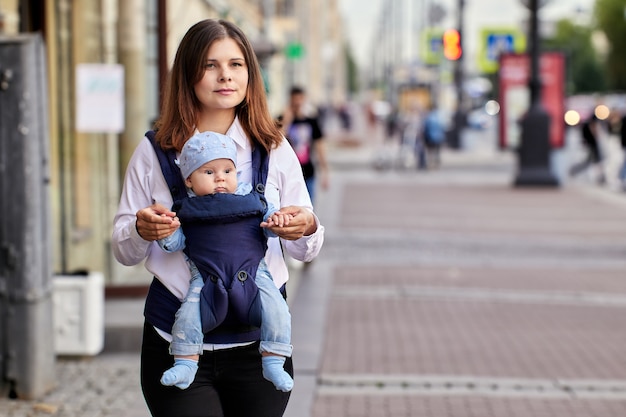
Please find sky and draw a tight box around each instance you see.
[338,0,598,69]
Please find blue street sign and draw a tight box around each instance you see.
[486,33,514,62]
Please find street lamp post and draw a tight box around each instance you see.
[448,0,465,150]
[514,0,559,187]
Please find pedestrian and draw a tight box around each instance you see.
[337,102,352,132]
[618,112,626,190]
[569,114,605,184]
[422,104,446,169]
[111,19,325,417]
[400,104,427,170]
[280,85,329,204]
[156,131,294,393]
[385,105,400,143]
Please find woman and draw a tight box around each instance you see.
[111,19,324,417]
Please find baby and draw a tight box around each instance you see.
[157,131,294,392]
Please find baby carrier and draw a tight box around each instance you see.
[146,130,269,338]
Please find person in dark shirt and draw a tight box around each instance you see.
[280,86,329,204]
[569,114,605,184]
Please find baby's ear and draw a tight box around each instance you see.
[184,177,193,188]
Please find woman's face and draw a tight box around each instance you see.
[194,38,249,112]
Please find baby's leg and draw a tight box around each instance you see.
[160,263,204,389]
[160,356,199,390]
[255,259,293,392]
[261,354,292,392]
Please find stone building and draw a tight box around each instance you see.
[0,0,347,287]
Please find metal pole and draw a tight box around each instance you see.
[448,0,465,150]
[528,0,541,107]
[513,0,559,187]
[0,33,55,400]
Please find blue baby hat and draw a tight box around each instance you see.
[178,131,237,179]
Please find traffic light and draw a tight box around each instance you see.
[443,29,462,60]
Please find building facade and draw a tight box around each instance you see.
[0,0,347,287]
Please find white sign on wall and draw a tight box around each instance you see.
[76,64,125,133]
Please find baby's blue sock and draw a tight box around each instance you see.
[160,358,198,390]
[262,356,293,392]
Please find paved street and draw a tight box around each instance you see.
[286,122,626,417]
[3,120,626,416]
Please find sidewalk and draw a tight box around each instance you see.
[286,134,626,417]
[3,131,626,417]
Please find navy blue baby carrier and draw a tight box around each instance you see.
[144,130,269,344]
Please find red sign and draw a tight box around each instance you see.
[498,52,566,149]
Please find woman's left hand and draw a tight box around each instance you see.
[261,205,317,240]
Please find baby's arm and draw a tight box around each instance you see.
[157,219,186,252]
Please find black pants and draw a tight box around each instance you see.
[140,322,292,417]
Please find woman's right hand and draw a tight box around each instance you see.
[135,203,180,241]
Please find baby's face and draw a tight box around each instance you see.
[185,158,237,196]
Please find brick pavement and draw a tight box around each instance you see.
[287,140,626,417]
[0,354,149,417]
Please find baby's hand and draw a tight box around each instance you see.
[261,211,293,229]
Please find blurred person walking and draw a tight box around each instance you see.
[422,104,446,169]
[385,106,401,143]
[280,86,329,205]
[337,102,352,132]
[569,114,606,184]
[399,104,427,170]
[617,111,626,190]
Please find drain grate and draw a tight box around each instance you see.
[317,374,626,399]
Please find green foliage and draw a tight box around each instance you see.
[576,59,608,92]
[543,19,607,94]
[595,0,626,90]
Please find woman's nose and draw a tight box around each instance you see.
[219,69,232,82]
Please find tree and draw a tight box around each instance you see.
[595,0,626,90]
[543,19,607,94]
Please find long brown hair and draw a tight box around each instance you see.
[155,19,282,153]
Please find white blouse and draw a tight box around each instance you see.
[111,117,325,301]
